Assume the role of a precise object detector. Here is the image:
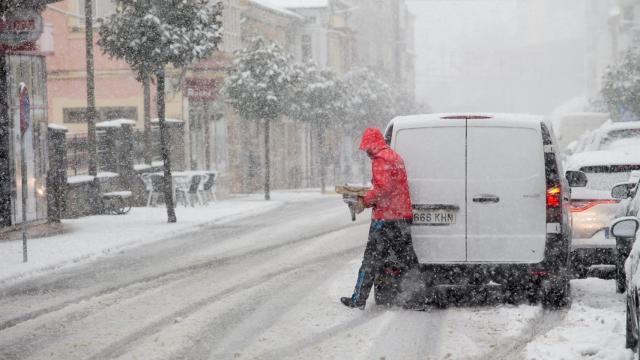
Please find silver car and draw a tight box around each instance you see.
[566,150,640,277]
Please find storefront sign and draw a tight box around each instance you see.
[184,78,218,101]
[0,11,43,46]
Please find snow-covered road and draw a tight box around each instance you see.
[0,196,633,359]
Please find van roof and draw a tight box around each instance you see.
[388,113,546,131]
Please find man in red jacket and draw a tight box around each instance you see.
[341,128,419,309]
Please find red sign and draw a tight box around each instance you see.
[184,78,218,101]
[0,11,43,46]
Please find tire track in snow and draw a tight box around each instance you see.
[476,308,567,360]
[85,246,364,360]
[0,213,364,332]
[0,205,367,359]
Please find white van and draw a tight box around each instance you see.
[385,113,585,307]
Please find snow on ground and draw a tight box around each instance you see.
[0,190,332,285]
[525,278,634,360]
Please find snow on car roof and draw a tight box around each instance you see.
[566,149,640,170]
[390,113,545,130]
[601,121,640,131]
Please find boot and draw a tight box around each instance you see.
[340,296,365,309]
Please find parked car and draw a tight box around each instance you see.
[383,113,587,308]
[552,112,609,153]
[575,121,640,153]
[613,170,640,222]
[614,217,640,351]
[566,150,640,278]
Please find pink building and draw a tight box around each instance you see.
[43,1,153,136]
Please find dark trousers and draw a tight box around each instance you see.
[350,219,419,304]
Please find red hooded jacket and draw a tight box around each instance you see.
[359,128,413,221]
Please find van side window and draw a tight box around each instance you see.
[384,124,394,145]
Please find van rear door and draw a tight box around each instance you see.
[466,122,547,262]
[394,119,466,263]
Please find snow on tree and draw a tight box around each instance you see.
[98,0,223,223]
[601,44,640,121]
[0,0,52,15]
[343,67,395,134]
[289,63,348,192]
[224,37,295,201]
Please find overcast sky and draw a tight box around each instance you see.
[406,0,607,114]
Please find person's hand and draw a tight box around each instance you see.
[353,197,365,214]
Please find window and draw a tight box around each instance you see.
[63,107,137,124]
[77,0,116,22]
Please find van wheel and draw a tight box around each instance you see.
[626,299,638,349]
[542,277,571,309]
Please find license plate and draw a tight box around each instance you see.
[412,209,456,225]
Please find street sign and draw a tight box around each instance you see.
[184,78,218,101]
[0,11,43,46]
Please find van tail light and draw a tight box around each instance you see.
[546,185,562,223]
[569,199,620,212]
[546,186,561,208]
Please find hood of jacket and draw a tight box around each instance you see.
[359,128,388,156]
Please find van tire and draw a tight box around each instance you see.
[542,277,571,309]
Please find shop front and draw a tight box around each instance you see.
[0,3,57,227]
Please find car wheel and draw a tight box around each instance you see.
[626,298,638,350]
[617,262,627,294]
[542,276,571,309]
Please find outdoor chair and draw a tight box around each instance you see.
[200,173,217,203]
[175,175,202,207]
[142,173,164,207]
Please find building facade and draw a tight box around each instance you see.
[0,0,60,228]
[348,0,415,96]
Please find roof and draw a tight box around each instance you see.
[266,0,329,8]
[249,0,305,19]
[566,150,640,170]
[389,113,545,131]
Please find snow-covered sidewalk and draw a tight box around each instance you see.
[0,190,328,285]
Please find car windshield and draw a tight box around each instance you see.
[5,1,640,359]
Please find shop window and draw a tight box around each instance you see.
[63,106,137,123]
